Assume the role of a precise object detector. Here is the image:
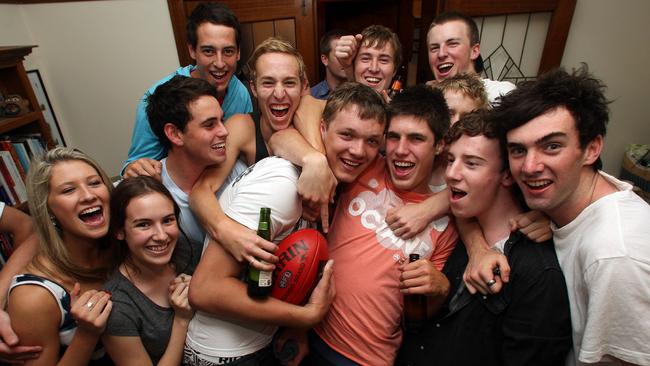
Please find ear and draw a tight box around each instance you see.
[250,80,258,99]
[301,78,310,94]
[583,135,604,167]
[321,54,329,67]
[187,43,197,61]
[500,169,515,188]
[116,229,125,241]
[236,47,241,62]
[434,139,445,156]
[164,123,184,147]
[469,43,481,62]
[320,119,327,140]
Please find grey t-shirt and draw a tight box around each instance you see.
[104,271,174,364]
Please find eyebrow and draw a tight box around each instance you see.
[508,131,567,148]
[462,153,487,162]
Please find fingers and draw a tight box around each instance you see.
[380,89,392,104]
[320,203,329,234]
[0,312,19,347]
[123,159,162,180]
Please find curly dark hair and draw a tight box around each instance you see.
[492,65,610,170]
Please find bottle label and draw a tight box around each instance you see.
[258,270,272,287]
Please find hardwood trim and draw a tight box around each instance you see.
[167,0,190,66]
[538,0,576,73]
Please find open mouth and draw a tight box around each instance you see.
[341,158,361,169]
[450,187,467,200]
[525,179,552,191]
[393,160,415,176]
[211,142,226,151]
[364,76,382,86]
[145,242,172,254]
[210,70,228,82]
[270,104,290,118]
[437,63,453,75]
[78,206,104,225]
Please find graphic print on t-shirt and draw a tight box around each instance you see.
[347,178,449,262]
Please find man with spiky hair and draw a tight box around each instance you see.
[496,66,650,365]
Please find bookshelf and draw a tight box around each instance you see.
[0,46,54,210]
[0,46,54,149]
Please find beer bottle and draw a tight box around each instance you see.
[247,207,273,298]
[403,253,428,332]
[387,66,405,99]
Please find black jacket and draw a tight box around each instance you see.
[396,231,572,366]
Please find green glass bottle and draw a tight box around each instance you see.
[247,207,273,298]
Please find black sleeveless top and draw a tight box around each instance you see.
[250,112,270,162]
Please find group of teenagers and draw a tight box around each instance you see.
[0,2,648,366]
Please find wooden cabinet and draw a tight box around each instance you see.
[0,46,54,148]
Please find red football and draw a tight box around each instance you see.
[271,228,329,305]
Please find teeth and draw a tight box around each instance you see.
[270,104,289,111]
[212,142,225,149]
[438,63,453,71]
[211,71,226,78]
[365,77,381,84]
[527,180,551,188]
[394,161,415,168]
[80,207,100,215]
[342,159,360,167]
[146,243,169,253]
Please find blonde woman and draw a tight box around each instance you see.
[7,147,115,365]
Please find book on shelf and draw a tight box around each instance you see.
[0,140,26,181]
[0,151,27,204]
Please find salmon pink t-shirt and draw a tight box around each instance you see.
[315,157,457,365]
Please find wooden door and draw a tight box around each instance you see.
[168,0,318,84]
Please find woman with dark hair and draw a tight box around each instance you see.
[102,176,193,366]
[7,147,115,365]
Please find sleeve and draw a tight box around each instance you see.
[121,93,166,174]
[220,158,301,241]
[429,218,458,271]
[579,257,650,365]
[103,281,141,337]
[501,265,572,366]
[0,201,5,218]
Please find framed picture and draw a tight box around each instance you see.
[26,69,66,146]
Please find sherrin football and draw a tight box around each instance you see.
[271,228,329,305]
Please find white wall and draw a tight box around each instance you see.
[561,0,650,175]
[1,0,180,177]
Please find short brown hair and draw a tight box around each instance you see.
[446,110,506,170]
[322,82,387,127]
[247,37,307,83]
[360,25,402,69]
[434,73,489,110]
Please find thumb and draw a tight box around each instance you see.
[509,218,518,232]
[355,34,363,41]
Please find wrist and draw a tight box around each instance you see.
[301,152,327,169]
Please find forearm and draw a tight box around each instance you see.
[0,235,37,308]
[269,128,324,166]
[156,316,190,366]
[293,96,326,153]
[57,329,101,366]
[189,171,229,240]
[457,218,490,255]
[190,276,315,328]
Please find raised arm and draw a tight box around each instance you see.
[269,128,337,231]
[293,96,327,154]
[334,34,362,83]
[189,238,334,328]
[189,115,278,270]
[386,188,450,240]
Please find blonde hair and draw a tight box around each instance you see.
[26,147,114,282]
[434,73,489,110]
[246,37,307,83]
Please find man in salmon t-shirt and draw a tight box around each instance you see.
[310,85,458,366]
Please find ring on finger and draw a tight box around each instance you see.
[250,258,256,266]
[486,279,497,287]
[86,301,94,310]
